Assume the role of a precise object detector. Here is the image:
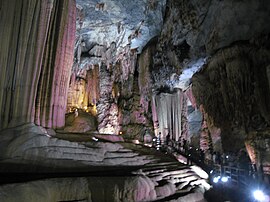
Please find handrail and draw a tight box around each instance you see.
[160,140,256,188]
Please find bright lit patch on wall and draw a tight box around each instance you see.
[84,106,87,110]
[200,180,211,190]
[174,58,206,90]
[134,140,140,144]
[44,133,51,138]
[191,165,209,179]
[144,143,152,147]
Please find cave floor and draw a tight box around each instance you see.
[54,132,178,163]
[0,133,180,183]
[0,132,256,201]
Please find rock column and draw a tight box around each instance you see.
[0,0,76,130]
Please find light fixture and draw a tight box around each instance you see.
[253,190,266,202]
[221,176,229,183]
[213,176,220,183]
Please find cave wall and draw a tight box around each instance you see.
[192,42,270,150]
[192,40,270,172]
[0,0,76,130]
[67,0,166,136]
[159,0,270,58]
[136,0,270,176]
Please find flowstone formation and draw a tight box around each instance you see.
[0,124,210,202]
[0,0,76,130]
[0,163,209,202]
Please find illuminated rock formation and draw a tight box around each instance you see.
[67,0,166,136]
[0,0,76,130]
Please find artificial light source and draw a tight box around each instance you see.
[253,190,266,201]
[213,176,220,183]
[221,176,229,183]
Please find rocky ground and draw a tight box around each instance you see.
[0,124,211,202]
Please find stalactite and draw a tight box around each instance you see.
[181,93,188,140]
[153,89,185,141]
[35,0,76,128]
[87,65,100,106]
[193,43,270,133]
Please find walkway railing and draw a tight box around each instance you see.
[213,164,252,187]
[158,139,259,188]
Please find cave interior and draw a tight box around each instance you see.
[0,0,270,201]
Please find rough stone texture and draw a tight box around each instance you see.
[75,0,166,54]
[192,39,270,172]
[159,0,270,56]
[0,124,153,167]
[64,110,98,133]
[147,0,270,175]
[0,178,90,202]
[0,123,210,201]
[0,0,76,130]
[0,163,209,202]
[67,0,166,136]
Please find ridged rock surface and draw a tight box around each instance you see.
[0,0,76,130]
[0,159,208,202]
[0,124,153,167]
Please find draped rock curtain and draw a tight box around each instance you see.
[153,89,185,142]
[0,0,76,130]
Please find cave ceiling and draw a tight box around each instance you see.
[75,0,270,90]
[76,0,166,55]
